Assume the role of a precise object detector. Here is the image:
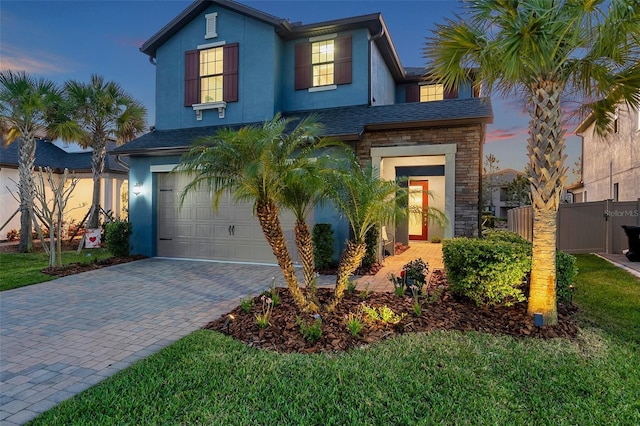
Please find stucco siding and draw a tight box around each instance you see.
[580,104,640,201]
[370,40,395,106]
[154,5,279,130]
[281,29,371,112]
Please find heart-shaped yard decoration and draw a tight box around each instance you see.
[89,236,97,243]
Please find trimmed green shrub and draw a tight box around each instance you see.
[556,251,578,303]
[483,229,531,245]
[443,237,530,306]
[312,223,334,270]
[104,220,132,257]
[362,226,379,268]
[447,231,578,306]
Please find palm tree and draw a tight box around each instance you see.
[65,75,147,229]
[426,0,640,324]
[278,147,345,310]
[176,114,332,312]
[0,70,80,252]
[323,155,409,312]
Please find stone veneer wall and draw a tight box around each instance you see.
[357,125,484,237]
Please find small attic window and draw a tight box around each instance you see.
[205,13,218,39]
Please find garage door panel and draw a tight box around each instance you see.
[157,172,314,263]
[196,207,213,221]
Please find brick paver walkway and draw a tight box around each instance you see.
[0,242,444,425]
[0,259,284,425]
[357,241,444,292]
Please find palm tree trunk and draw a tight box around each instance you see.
[256,199,310,311]
[18,136,35,253]
[526,78,567,325]
[326,240,366,312]
[87,137,107,229]
[294,220,318,308]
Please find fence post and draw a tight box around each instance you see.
[605,199,613,254]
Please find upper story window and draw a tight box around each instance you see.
[312,40,334,87]
[184,43,238,107]
[295,35,352,91]
[406,82,457,103]
[420,84,444,102]
[200,47,223,103]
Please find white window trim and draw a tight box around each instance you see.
[309,33,337,42]
[193,101,227,120]
[197,40,226,50]
[205,13,218,39]
[308,85,337,93]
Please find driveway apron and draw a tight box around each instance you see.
[0,258,282,425]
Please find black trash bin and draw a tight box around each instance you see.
[621,225,640,262]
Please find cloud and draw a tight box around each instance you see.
[486,126,527,142]
[0,44,72,75]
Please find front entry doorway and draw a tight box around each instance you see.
[409,180,429,240]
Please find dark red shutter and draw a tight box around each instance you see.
[184,50,199,106]
[295,42,312,90]
[334,36,352,85]
[406,84,419,103]
[223,43,239,102]
[444,87,458,99]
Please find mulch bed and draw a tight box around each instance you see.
[41,255,147,277]
[206,270,579,354]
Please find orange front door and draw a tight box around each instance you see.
[409,180,429,240]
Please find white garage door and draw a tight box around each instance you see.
[157,172,308,264]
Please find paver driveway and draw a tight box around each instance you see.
[0,258,283,425]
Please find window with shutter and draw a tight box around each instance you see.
[295,35,351,91]
[184,43,239,119]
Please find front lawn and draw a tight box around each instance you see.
[28,254,640,425]
[573,254,640,345]
[0,249,113,292]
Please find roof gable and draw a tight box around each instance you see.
[140,0,406,80]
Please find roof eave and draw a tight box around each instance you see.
[141,0,286,58]
[364,116,493,132]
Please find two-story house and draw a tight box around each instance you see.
[571,101,640,203]
[113,0,493,263]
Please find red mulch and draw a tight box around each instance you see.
[205,270,579,354]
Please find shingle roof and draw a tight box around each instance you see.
[0,139,128,174]
[113,97,493,154]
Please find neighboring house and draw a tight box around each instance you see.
[113,0,493,263]
[0,139,128,237]
[483,168,528,218]
[571,101,640,202]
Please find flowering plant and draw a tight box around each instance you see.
[255,294,273,329]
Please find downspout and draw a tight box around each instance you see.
[368,27,385,106]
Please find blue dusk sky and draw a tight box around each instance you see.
[0,0,581,181]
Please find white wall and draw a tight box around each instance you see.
[0,169,127,239]
[380,155,446,240]
[581,103,640,201]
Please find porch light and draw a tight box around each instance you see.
[133,183,142,196]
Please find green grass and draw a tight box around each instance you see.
[28,252,640,425]
[28,330,640,425]
[0,249,113,292]
[573,254,640,345]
